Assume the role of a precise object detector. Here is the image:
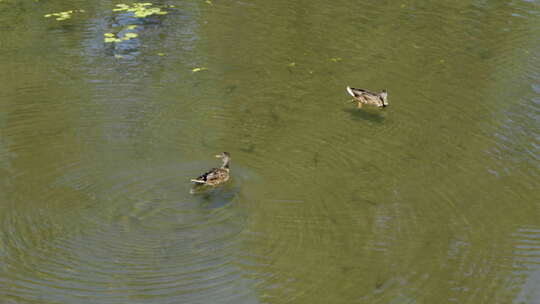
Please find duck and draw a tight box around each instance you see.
[346,86,388,109]
[190,152,231,186]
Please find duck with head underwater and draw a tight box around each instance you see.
[191,152,231,187]
[346,86,388,109]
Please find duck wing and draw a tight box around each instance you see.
[191,168,228,184]
[346,87,377,98]
[191,168,218,183]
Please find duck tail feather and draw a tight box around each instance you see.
[346,86,355,97]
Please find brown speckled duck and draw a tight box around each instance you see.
[191,152,231,186]
[346,86,388,109]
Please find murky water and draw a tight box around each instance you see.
[1,0,539,303]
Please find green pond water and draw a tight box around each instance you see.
[1,0,539,303]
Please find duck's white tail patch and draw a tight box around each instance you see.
[346,86,355,97]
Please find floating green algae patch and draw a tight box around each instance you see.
[44,9,85,21]
[192,67,207,72]
[113,2,174,18]
[124,33,138,39]
[103,24,140,43]
[104,36,122,43]
[103,3,174,44]
[104,31,138,43]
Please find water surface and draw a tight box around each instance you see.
[1,0,539,303]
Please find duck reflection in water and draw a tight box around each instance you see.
[343,107,385,123]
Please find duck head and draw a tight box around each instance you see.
[379,90,388,108]
[215,152,231,168]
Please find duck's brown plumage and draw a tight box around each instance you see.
[191,152,231,186]
[346,86,388,108]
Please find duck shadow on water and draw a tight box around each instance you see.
[190,182,240,209]
[343,108,385,123]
